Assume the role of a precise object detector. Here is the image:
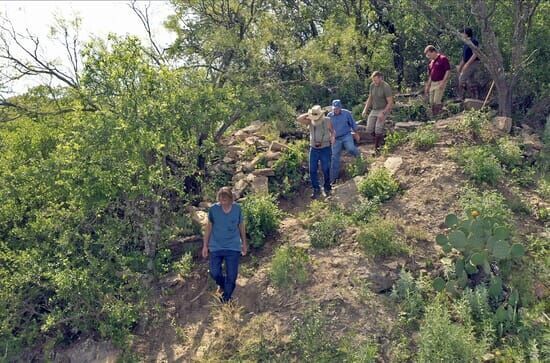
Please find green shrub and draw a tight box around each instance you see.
[493,137,523,168]
[271,141,307,198]
[382,130,407,155]
[454,109,491,139]
[351,197,380,224]
[242,193,282,248]
[417,299,488,362]
[410,125,439,150]
[346,155,369,178]
[392,99,428,122]
[391,270,425,324]
[269,246,309,289]
[358,168,399,202]
[291,308,344,361]
[458,186,513,227]
[537,177,550,199]
[358,217,408,257]
[455,146,503,185]
[511,166,537,187]
[308,211,346,248]
[172,252,193,277]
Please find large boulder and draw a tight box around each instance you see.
[246,174,269,194]
[330,176,366,211]
[269,141,288,152]
[384,156,403,175]
[233,120,263,140]
[493,116,512,134]
[463,98,484,111]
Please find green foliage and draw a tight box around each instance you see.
[358,217,408,257]
[242,193,282,248]
[269,246,309,289]
[453,109,492,140]
[290,308,345,362]
[271,141,307,199]
[391,270,425,324]
[458,186,513,227]
[345,155,369,178]
[350,197,381,224]
[537,177,550,199]
[392,100,429,122]
[358,168,399,202]
[417,299,488,362]
[172,252,193,277]
[410,125,439,150]
[454,146,503,185]
[382,130,407,155]
[493,137,523,168]
[308,210,346,249]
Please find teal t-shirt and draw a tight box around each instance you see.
[208,203,243,252]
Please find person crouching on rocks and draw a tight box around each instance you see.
[297,105,335,199]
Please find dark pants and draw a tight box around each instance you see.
[309,146,332,192]
[209,249,241,302]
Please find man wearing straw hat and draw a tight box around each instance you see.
[297,105,335,199]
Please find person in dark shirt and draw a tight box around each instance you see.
[424,45,451,117]
[457,27,481,100]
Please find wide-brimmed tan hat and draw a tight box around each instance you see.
[308,105,324,121]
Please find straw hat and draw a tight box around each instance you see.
[307,105,324,122]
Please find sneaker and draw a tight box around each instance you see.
[323,189,331,197]
[311,189,321,199]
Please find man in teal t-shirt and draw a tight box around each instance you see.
[202,187,247,302]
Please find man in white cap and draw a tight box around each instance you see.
[297,105,335,198]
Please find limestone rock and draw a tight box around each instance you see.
[252,168,275,177]
[189,208,208,228]
[255,138,271,149]
[493,116,512,134]
[234,178,250,198]
[265,150,281,161]
[395,121,424,130]
[330,176,366,211]
[247,174,269,194]
[244,136,259,146]
[269,141,288,152]
[384,156,403,175]
[463,98,484,111]
[233,120,263,140]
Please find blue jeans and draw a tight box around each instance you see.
[331,133,359,183]
[309,146,332,192]
[209,250,240,302]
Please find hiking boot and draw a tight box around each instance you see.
[323,189,331,197]
[311,189,321,199]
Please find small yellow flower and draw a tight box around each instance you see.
[471,210,480,218]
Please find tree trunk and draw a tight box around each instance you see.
[495,79,512,118]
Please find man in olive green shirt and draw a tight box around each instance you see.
[361,71,393,154]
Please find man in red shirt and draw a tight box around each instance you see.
[424,45,451,117]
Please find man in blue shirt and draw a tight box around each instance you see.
[202,187,247,302]
[328,99,360,184]
[457,27,481,100]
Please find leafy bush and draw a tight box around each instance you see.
[242,193,282,248]
[511,166,537,187]
[350,197,380,224]
[290,308,344,361]
[358,217,408,257]
[271,141,307,198]
[391,270,425,324]
[269,246,309,289]
[382,130,407,155]
[172,252,193,277]
[358,168,399,202]
[453,109,492,140]
[454,146,503,185]
[458,186,513,227]
[417,299,488,362]
[308,210,347,248]
[392,99,428,122]
[410,125,439,150]
[537,177,550,199]
[493,137,523,168]
[346,155,369,178]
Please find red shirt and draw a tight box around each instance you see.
[428,54,451,81]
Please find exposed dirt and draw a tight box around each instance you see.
[63,113,546,362]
